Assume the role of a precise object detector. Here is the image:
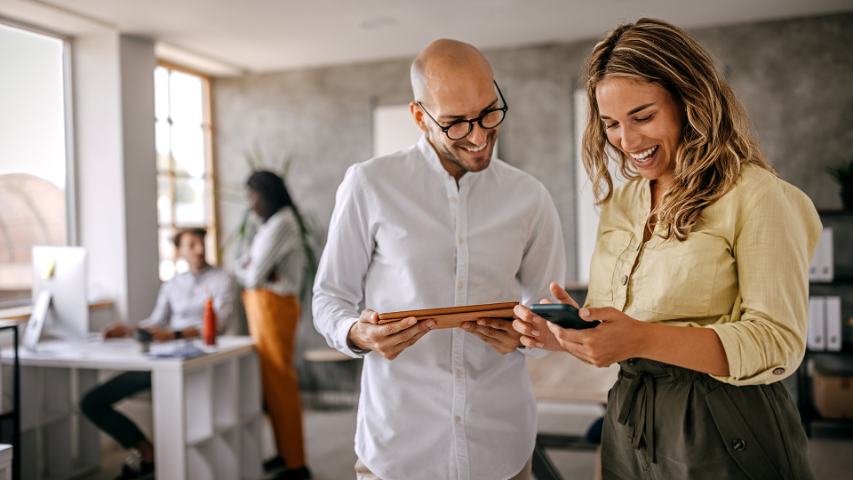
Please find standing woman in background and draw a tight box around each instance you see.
[513,18,819,479]
[235,170,310,480]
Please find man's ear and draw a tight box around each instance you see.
[409,101,429,133]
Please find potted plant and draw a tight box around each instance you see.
[827,159,853,211]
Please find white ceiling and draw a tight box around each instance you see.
[18,0,853,75]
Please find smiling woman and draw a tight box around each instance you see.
[513,17,821,479]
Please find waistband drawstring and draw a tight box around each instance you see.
[617,369,657,464]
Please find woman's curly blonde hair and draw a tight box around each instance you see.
[582,18,773,240]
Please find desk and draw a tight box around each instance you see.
[0,300,116,333]
[1,336,263,480]
[0,300,114,322]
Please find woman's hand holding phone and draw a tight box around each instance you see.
[513,281,647,367]
[512,281,580,351]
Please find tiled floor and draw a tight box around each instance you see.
[90,404,853,479]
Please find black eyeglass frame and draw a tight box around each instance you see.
[416,80,509,140]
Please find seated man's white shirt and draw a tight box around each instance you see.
[141,266,237,333]
[313,135,566,480]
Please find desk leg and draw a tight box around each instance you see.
[151,367,186,479]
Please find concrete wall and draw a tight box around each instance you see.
[692,15,853,209]
[214,13,853,387]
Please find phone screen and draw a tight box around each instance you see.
[531,304,599,330]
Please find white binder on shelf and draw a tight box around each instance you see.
[807,296,826,351]
[825,296,842,352]
[808,228,834,282]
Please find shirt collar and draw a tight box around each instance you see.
[415,134,486,188]
[187,264,212,280]
[416,134,448,177]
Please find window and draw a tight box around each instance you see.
[0,22,70,307]
[574,88,625,284]
[154,64,218,281]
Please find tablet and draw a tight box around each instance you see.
[378,301,518,329]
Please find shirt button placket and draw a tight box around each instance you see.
[449,181,470,479]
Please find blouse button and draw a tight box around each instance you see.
[772,367,785,375]
[621,275,628,286]
[732,439,747,452]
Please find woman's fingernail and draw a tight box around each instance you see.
[531,330,540,337]
[580,308,590,317]
[536,342,545,348]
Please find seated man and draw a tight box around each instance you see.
[80,227,236,479]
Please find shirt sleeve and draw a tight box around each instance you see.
[312,166,375,358]
[517,185,568,358]
[139,282,171,328]
[234,210,300,289]
[708,182,822,385]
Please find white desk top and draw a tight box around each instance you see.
[0,300,114,322]
[0,336,255,372]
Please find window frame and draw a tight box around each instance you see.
[0,17,76,307]
[0,16,77,246]
[154,60,221,278]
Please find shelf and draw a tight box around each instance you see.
[811,351,853,375]
[187,431,215,449]
[187,445,215,480]
[21,430,37,480]
[817,209,853,217]
[240,411,264,424]
[212,359,238,430]
[810,275,853,285]
[18,366,40,430]
[240,417,264,480]
[238,355,261,420]
[43,418,72,479]
[184,366,214,445]
[214,423,238,436]
[209,434,240,480]
[809,418,853,438]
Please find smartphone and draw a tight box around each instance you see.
[531,304,599,330]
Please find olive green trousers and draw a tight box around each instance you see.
[602,359,814,480]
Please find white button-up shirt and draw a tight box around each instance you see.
[140,266,237,332]
[234,207,305,297]
[313,136,566,480]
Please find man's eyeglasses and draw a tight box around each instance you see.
[417,81,508,141]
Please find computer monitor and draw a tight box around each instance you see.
[31,246,88,339]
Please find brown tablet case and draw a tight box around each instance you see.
[377,301,519,329]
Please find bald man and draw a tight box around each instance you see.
[313,39,566,480]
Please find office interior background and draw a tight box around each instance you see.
[1,0,853,479]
